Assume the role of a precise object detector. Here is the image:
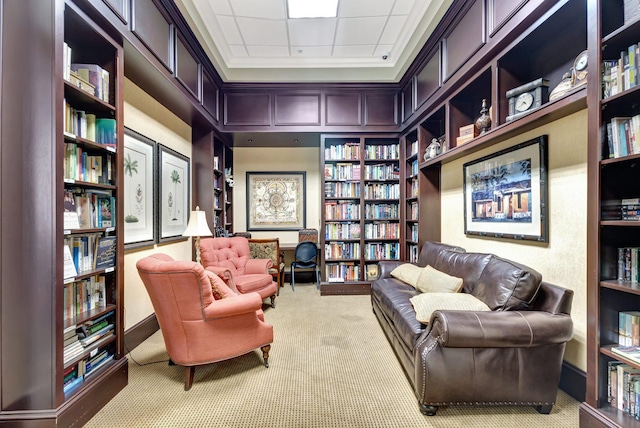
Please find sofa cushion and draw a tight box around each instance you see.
[409,292,490,323]
[470,255,542,310]
[415,265,463,294]
[233,273,273,294]
[390,263,423,287]
[418,241,466,267]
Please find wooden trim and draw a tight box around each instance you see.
[124,314,160,351]
[320,283,371,296]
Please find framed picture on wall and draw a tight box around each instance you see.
[157,143,190,243]
[246,171,306,231]
[463,135,548,242]
[123,128,156,248]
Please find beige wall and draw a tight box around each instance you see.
[440,109,588,370]
[232,146,322,246]
[122,78,193,330]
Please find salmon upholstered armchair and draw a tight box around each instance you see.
[136,253,273,391]
[200,236,278,307]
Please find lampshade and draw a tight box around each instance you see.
[183,206,213,237]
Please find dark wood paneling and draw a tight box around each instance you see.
[401,84,413,123]
[415,46,441,109]
[326,93,361,126]
[131,0,173,71]
[202,71,219,121]
[443,0,485,81]
[224,93,271,126]
[175,33,200,100]
[489,0,528,36]
[274,94,321,126]
[364,93,397,126]
[102,0,128,24]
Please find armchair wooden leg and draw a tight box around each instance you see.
[261,344,271,368]
[270,294,276,308]
[184,366,195,391]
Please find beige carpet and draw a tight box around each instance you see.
[85,283,580,427]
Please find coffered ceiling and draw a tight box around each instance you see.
[173,0,454,83]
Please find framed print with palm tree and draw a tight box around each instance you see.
[463,135,548,242]
[123,128,156,248]
[157,143,190,243]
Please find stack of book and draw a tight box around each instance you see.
[63,325,84,364]
[602,42,639,99]
[607,361,640,417]
[604,115,640,159]
[619,311,640,345]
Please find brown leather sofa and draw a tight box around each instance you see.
[371,241,574,415]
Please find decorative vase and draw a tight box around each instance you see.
[475,98,492,135]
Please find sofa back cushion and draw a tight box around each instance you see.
[431,250,492,294]
[470,255,542,311]
[418,241,465,267]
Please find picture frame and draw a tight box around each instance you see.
[157,144,190,243]
[123,128,156,248]
[247,171,306,231]
[463,135,548,242]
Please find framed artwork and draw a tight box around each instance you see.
[123,128,156,248]
[247,171,306,231]
[157,144,190,243]
[463,135,548,242]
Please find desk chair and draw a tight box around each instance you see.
[290,241,320,291]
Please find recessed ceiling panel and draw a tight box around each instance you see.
[288,19,337,47]
[335,17,387,45]
[228,0,285,19]
[339,0,394,18]
[217,15,244,45]
[380,15,407,45]
[237,17,288,46]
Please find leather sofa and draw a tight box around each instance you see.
[371,241,574,415]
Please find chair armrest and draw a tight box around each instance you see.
[425,310,573,348]
[245,258,273,274]
[378,261,405,279]
[203,292,263,319]
[204,267,239,294]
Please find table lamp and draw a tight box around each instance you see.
[182,206,213,264]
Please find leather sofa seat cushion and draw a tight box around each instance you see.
[372,278,425,350]
[471,255,542,311]
[233,273,274,294]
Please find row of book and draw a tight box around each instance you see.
[325,142,361,160]
[409,159,419,177]
[324,182,361,198]
[64,189,115,230]
[364,164,400,180]
[607,360,640,419]
[409,201,419,220]
[64,143,114,184]
[619,311,640,347]
[62,43,110,103]
[324,222,361,240]
[63,235,116,278]
[602,42,639,99]
[324,163,360,180]
[602,198,640,221]
[409,178,419,197]
[325,262,360,281]
[364,144,400,160]
[364,183,400,200]
[324,242,361,259]
[408,244,419,264]
[364,203,399,219]
[618,248,640,283]
[364,222,399,239]
[325,201,360,220]
[63,312,115,363]
[364,242,400,261]
[409,141,419,157]
[603,115,640,159]
[63,101,117,148]
[409,224,419,242]
[64,275,107,320]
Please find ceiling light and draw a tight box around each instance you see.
[287,0,338,18]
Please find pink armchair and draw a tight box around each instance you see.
[136,253,273,391]
[200,236,278,307]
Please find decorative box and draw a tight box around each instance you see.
[298,228,318,243]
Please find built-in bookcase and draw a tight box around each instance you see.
[582,1,640,426]
[321,134,401,289]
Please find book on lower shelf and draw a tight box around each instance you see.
[613,346,640,365]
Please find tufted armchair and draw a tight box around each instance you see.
[136,253,273,391]
[249,238,285,293]
[200,236,278,307]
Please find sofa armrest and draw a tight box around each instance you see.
[425,310,573,348]
[378,260,406,279]
[245,258,273,274]
[203,292,263,319]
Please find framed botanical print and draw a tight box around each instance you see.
[157,144,190,243]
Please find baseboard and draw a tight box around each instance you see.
[124,314,159,352]
[559,360,585,403]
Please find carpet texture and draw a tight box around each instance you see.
[85,284,580,427]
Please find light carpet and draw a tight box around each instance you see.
[85,283,580,427]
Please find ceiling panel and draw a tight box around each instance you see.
[174,0,454,82]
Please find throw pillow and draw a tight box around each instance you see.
[415,265,463,294]
[390,263,423,287]
[410,292,491,323]
[209,277,225,300]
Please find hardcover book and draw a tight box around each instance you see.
[94,236,116,270]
